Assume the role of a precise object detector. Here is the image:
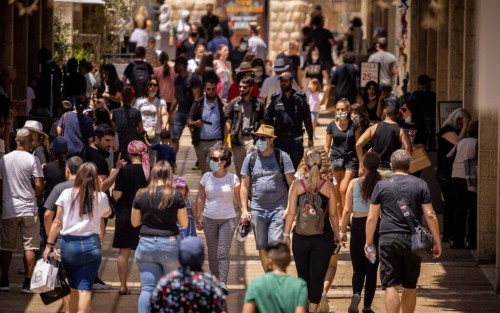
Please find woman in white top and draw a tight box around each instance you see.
[43,162,111,313]
[451,121,478,249]
[134,77,168,163]
[214,44,233,99]
[196,144,240,294]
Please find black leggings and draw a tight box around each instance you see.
[292,232,333,304]
[350,217,379,308]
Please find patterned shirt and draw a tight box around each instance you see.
[151,267,227,313]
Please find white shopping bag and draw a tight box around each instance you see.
[30,258,59,293]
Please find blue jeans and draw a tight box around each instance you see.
[60,234,101,291]
[135,236,180,313]
[179,215,197,239]
[171,111,190,140]
[251,208,284,250]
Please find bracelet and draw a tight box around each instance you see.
[283,233,290,237]
[46,242,56,246]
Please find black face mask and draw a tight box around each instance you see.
[190,32,198,37]
[281,84,292,93]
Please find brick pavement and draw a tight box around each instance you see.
[0,110,499,312]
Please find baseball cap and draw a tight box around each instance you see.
[174,177,188,188]
[417,74,434,84]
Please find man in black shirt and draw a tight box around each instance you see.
[276,39,303,86]
[366,149,441,313]
[309,16,335,73]
[201,3,220,42]
[409,74,437,149]
[264,72,313,169]
[36,48,62,116]
[122,47,154,98]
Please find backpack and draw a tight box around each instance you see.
[131,62,150,95]
[247,148,285,200]
[295,179,327,236]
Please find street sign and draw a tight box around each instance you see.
[360,62,380,87]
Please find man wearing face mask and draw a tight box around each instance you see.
[187,78,225,174]
[240,125,295,271]
[230,38,249,77]
[224,77,264,175]
[356,97,412,178]
[265,72,314,169]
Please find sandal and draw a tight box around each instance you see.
[119,290,131,295]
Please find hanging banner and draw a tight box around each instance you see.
[223,0,266,46]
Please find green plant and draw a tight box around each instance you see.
[53,9,72,68]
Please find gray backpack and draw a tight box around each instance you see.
[295,179,327,236]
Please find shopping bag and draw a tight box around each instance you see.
[31,258,58,293]
[410,147,432,173]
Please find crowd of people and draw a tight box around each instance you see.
[0,3,479,313]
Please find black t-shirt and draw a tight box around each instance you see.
[309,27,334,63]
[181,38,206,60]
[114,164,148,211]
[276,52,301,82]
[302,59,326,84]
[82,146,110,177]
[43,160,67,197]
[111,106,143,159]
[107,78,124,110]
[132,188,185,237]
[174,73,203,114]
[371,174,432,235]
[331,63,358,101]
[63,72,86,98]
[436,124,457,175]
[399,121,428,146]
[326,120,359,159]
[124,61,154,98]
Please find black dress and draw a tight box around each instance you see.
[112,164,148,249]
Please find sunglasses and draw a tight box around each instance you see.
[211,156,223,162]
[400,107,408,113]
[148,84,158,88]
[205,87,216,92]
[254,136,270,141]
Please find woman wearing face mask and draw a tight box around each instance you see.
[196,144,240,295]
[179,22,206,60]
[302,44,330,90]
[398,99,428,176]
[134,77,168,163]
[251,58,269,89]
[324,99,361,222]
[356,80,385,122]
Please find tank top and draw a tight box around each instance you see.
[372,121,401,166]
[352,178,369,213]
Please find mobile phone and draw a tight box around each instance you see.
[202,120,213,125]
[333,244,341,254]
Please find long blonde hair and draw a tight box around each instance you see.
[305,151,323,191]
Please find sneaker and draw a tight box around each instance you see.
[235,219,251,242]
[362,308,375,313]
[0,277,9,291]
[348,293,361,313]
[192,162,200,170]
[318,292,330,313]
[219,282,229,295]
[93,277,112,290]
[21,281,33,294]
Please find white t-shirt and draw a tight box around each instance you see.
[56,188,110,236]
[129,28,149,48]
[134,97,167,134]
[248,36,267,60]
[201,172,240,219]
[306,90,323,113]
[0,150,43,219]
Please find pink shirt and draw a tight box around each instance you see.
[154,65,175,103]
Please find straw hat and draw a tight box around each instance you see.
[251,124,276,138]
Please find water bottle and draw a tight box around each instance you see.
[366,245,376,264]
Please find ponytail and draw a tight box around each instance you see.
[305,151,323,191]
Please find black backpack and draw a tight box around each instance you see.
[131,62,150,96]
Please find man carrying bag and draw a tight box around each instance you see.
[365,149,441,313]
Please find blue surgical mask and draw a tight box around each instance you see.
[254,71,263,77]
[209,160,220,171]
[256,139,268,151]
[405,116,412,124]
[336,112,349,120]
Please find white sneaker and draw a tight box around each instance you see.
[219,282,228,295]
[318,292,330,313]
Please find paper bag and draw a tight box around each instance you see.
[410,147,432,173]
[31,258,59,293]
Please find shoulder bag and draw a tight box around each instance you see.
[388,178,433,257]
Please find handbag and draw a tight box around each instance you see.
[464,142,478,192]
[40,258,71,305]
[409,147,431,173]
[389,178,433,257]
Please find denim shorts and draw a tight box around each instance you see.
[171,111,190,140]
[251,208,284,250]
[311,111,320,121]
[179,216,197,239]
[60,234,101,291]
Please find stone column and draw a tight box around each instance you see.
[463,0,476,116]
[426,5,437,84]
[0,1,14,70]
[42,0,54,51]
[447,0,464,101]
[435,0,449,102]
[13,5,29,99]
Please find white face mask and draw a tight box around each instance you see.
[209,159,220,171]
[405,116,412,124]
[312,55,319,62]
[254,71,263,77]
[368,95,377,101]
[336,112,349,120]
[256,139,268,151]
